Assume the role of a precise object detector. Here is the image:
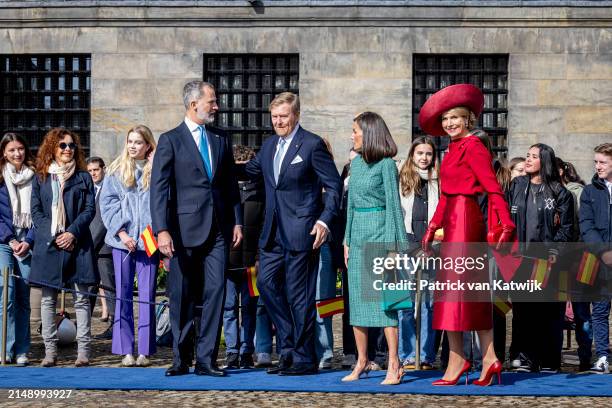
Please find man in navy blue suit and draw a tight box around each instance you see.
[150,81,242,377]
[246,92,342,375]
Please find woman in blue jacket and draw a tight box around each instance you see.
[30,128,97,367]
[0,133,36,366]
[100,125,157,367]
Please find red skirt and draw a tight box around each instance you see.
[432,195,493,331]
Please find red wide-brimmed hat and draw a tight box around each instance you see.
[418,84,484,137]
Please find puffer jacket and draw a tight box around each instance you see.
[579,174,612,248]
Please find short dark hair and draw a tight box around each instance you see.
[86,156,106,168]
[233,145,256,162]
[354,111,397,164]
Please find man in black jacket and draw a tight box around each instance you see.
[580,143,612,373]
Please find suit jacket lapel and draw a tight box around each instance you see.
[178,122,208,180]
[207,127,221,179]
[278,128,304,185]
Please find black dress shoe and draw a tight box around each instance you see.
[94,324,113,340]
[278,363,318,376]
[195,362,226,377]
[225,352,240,369]
[165,364,190,376]
[266,356,292,374]
[240,354,254,369]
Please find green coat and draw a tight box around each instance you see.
[344,156,407,327]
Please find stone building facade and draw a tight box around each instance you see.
[0,0,610,179]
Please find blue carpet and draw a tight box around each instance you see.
[0,367,610,396]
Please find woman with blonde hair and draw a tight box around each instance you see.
[100,125,158,367]
[30,128,96,367]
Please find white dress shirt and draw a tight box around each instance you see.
[185,116,214,171]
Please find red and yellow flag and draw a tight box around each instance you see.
[493,295,512,315]
[530,258,551,288]
[246,266,259,297]
[576,252,599,286]
[557,270,570,301]
[316,296,344,318]
[140,225,158,257]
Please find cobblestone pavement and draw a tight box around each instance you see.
[1,296,610,407]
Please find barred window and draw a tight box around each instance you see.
[0,54,91,153]
[412,54,509,157]
[203,54,299,149]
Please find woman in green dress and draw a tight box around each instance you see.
[342,112,407,385]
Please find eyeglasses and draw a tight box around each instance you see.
[59,142,76,151]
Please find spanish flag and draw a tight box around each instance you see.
[140,225,158,257]
[530,257,551,288]
[558,270,569,302]
[493,295,512,315]
[246,266,259,297]
[316,296,344,318]
[576,252,599,286]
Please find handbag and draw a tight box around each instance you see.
[381,251,414,312]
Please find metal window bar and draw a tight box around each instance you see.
[203,54,299,150]
[0,54,91,154]
[412,54,509,158]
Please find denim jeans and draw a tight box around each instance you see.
[398,298,435,364]
[0,244,31,359]
[592,300,611,358]
[255,296,274,354]
[41,283,91,356]
[315,243,335,363]
[572,301,593,363]
[223,269,257,355]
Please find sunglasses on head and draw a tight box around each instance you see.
[59,142,76,151]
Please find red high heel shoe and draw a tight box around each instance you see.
[432,360,471,386]
[472,360,503,386]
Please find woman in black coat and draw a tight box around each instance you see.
[30,128,97,367]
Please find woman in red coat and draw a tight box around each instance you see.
[420,84,515,386]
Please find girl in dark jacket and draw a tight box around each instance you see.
[0,133,36,366]
[30,128,96,367]
[507,143,574,372]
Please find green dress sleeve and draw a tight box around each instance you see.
[344,175,354,247]
[382,158,407,251]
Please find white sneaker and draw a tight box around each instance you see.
[136,355,151,367]
[255,353,272,367]
[121,354,136,367]
[16,354,28,367]
[341,354,356,368]
[590,356,610,374]
[318,359,333,369]
[511,358,521,369]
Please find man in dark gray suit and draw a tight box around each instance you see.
[150,81,243,377]
[87,156,114,340]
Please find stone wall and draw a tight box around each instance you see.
[0,3,610,178]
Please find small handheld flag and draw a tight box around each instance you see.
[530,257,551,288]
[576,252,599,286]
[493,295,512,316]
[140,225,159,257]
[316,296,344,318]
[246,266,259,297]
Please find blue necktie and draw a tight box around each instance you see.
[198,125,213,179]
[274,138,286,183]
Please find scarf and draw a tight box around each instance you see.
[2,163,35,228]
[399,164,439,234]
[47,160,76,236]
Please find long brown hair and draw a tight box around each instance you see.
[35,128,86,181]
[354,112,397,164]
[0,133,35,184]
[399,136,438,197]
